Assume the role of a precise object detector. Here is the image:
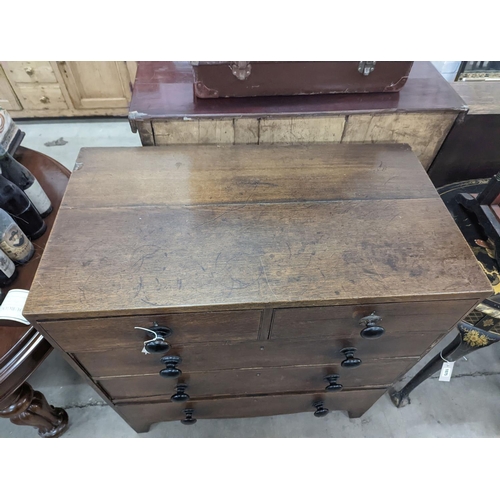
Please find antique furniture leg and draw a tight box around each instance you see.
[390,321,500,408]
[0,382,69,438]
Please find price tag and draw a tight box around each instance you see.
[439,361,455,382]
[0,289,30,325]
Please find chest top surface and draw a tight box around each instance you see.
[24,143,491,320]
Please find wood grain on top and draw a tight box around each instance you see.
[64,143,436,208]
[128,62,466,120]
[24,144,491,320]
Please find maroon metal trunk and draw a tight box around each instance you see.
[191,61,414,99]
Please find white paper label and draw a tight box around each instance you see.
[24,179,51,214]
[0,222,33,262]
[439,361,455,382]
[0,248,15,277]
[0,289,30,325]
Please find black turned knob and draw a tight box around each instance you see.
[359,313,385,339]
[171,383,190,402]
[159,355,182,378]
[340,347,362,368]
[324,374,343,392]
[313,401,329,417]
[137,325,172,354]
[181,408,197,425]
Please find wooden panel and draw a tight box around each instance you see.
[4,61,57,83]
[8,107,131,119]
[234,118,259,144]
[342,112,457,169]
[429,114,500,187]
[76,333,443,377]
[153,119,234,144]
[25,197,490,319]
[452,82,500,114]
[0,66,22,111]
[136,121,154,146]
[126,62,138,87]
[259,116,345,143]
[15,84,67,110]
[57,61,132,109]
[41,310,262,352]
[56,144,437,209]
[271,299,476,340]
[99,357,416,400]
[129,62,465,121]
[115,389,387,431]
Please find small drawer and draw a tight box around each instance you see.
[99,357,416,401]
[16,84,68,110]
[271,299,476,340]
[75,331,441,378]
[115,388,387,431]
[41,310,262,352]
[6,62,58,83]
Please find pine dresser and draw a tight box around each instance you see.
[23,144,492,432]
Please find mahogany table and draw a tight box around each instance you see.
[0,147,70,437]
[128,61,466,170]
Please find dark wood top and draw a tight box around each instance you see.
[129,62,466,121]
[24,143,491,320]
[0,147,70,364]
[452,82,500,114]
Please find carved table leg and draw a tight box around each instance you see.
[390,321,500,408]
[0,382,69,438]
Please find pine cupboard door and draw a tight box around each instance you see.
[0,65,22,111]
[56,62,133,109]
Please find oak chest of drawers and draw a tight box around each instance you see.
[23,144,492,433]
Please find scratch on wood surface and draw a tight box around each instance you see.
[133,276,144,298]
[259,256,278,300]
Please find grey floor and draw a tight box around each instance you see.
[2,119,499,438]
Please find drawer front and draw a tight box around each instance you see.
[75,332,441,378]
[5,62,58,83]
[115,388,387,428]
[271,299,476,340]
[41,310,262,351]
[16,84,68,110]
[99,357,416,401]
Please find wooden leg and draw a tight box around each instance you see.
[348,409,367,419]
[390,321,500,408]
[0,382,69,438]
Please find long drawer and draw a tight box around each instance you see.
[99,357,416,401]
[271,299,476,340]
[40,309,263,351]
[75,333,442,378]
[115,388,387,430]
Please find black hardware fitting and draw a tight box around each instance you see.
[159,355,182,378]
[340,347,362,368]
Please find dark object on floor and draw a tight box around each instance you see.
[191,61,414,98]
[44,137,68,147]
[0,147,70,437]
[391,177,500,407]
[428,82,500,187]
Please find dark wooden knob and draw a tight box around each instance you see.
[324,374,343,392]
[313,401,329,417]
[181,408,197,425]
[171,383,190,402]
[145,338,170,354]
[359,314,385,339]
[159,355,182,378]
[138,325,172,354]
[340,347,362,368]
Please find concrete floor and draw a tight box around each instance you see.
[2,118,499,438]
